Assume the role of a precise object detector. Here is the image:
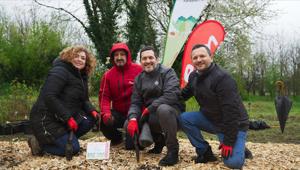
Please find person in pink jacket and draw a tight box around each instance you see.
[99,42,142,149]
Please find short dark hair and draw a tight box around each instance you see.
[139,46,158,60]
[192,44,211,56]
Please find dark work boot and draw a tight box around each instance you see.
[111,138,123,146]
[245,147,253,159]
[148,143,164,154]
[195,146,217,163]
[158,150,179,166]
[148,132,165,154]
[27,135,42,156]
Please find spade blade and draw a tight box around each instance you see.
[133,133,140,163]
[275,96,292,133]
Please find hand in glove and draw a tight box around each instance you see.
[139,108,149,125]
[67,117,78,132]
[127,118,139,138]
[90,110,101,130]
[90,110,100,120]
[219,143,233,159]
[101,112,114,126]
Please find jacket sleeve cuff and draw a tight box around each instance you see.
[128,113,137,120]
[62,113,72,123]
[223,136,236,147]
[147,105,156,114]
[83,101,96,113]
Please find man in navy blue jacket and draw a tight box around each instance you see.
[179,44,249,169]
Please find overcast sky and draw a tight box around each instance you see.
[0,0,299,44]
[261,0,300,38]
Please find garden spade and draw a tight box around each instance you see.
[133,133,140,163]
[65,131,74,161]
[275,81,292,133]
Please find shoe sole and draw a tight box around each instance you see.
[195,156,218,163]
[159,160,178,166]
[148,148,163,154]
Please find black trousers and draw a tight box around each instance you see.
[100,110,134,149]
[148,104,179,153]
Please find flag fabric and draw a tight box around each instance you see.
[180,20,225,88]
[162,0,208,67]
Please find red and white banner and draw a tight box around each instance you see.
[180,20,225,88]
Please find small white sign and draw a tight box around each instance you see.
[86,141,110,160]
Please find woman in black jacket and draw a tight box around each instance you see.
[28,45,99,156]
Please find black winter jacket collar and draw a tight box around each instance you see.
[53,58,88,80]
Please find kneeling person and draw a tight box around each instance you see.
[126,46,185,166]
[28,46,99,157]
[98,43,142,149]
[179,44,249,169]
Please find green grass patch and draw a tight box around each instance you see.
[183,97,300,144]
[1,89,299,144]
[0,82,38,123]
[245,100,300,117]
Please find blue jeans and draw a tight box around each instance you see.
[179,111,247,169]
[43,115,95,156]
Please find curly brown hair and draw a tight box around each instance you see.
[59,45,97,75]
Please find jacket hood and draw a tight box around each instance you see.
[109,42,132,68]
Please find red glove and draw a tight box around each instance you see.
[127,119,139,138]
[219,143,233,159]
[139,108,150,125]
[67,117,78,132]
[101,112,114,126]
[90,110,100,120]
[142,108,149,117]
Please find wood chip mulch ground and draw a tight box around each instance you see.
[0,136,299,170]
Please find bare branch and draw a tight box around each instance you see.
[123,0,135,14]
[33,0,88,31]
[112,0,122,13]
[147,0,170,34]
[147,10,167,33]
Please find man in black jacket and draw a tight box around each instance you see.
[179,44,249,169]
[126,46,184,166]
